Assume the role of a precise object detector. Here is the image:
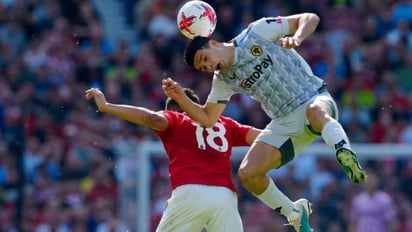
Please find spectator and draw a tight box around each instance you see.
[348,171,398,232]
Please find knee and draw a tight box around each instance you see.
[306,103,332,131]
[237,166,262,186]
[306,103,325,121]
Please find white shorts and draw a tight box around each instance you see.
[155,184,243,232]
[256,92,338,166]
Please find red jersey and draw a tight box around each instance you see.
[154,111,252,193]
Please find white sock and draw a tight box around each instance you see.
[255,178,299,219]
[321,120,351,151]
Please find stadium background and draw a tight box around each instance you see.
[0,0,411,231]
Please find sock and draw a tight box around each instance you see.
[321,120,351,151]
[255,178,299,220]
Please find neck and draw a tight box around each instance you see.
[221,42,235,69]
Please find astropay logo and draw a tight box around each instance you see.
[239,54,273,89]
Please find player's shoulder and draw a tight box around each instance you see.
[217,115,242,126]
[250,16,286,27]
[376,190,394,202]
[233,16,287,43]
[217,115,232,121]
[160,111,196,131]
[217,115,253,134]
[162,110,186,121]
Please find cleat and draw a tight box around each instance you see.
[287,199,314,232]
[336,148,367,183]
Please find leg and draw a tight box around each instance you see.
[306,94,366,183]
[237,141,313,232]
[156,186,206,232]
[238,141,281,195]
[305,94,337,134]
[205,187,243,232]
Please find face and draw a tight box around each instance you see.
[364,172,379,193]
[193,43,225,72]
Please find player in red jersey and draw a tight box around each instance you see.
[85,87,261,232]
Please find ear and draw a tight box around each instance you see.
[209,39,221,47]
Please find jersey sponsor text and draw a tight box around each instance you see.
[239,54,273,89]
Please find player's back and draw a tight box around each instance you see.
[154,111,251,192]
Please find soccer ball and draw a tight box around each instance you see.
[177,1,217,40]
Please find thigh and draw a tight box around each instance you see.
[239,141,283,173]
[205,187,243,232]
[254,110,304,166]
[309,92,339,120]
[254,103,319,166]
[156,186,207,232]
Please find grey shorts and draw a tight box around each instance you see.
[256,92,338,166]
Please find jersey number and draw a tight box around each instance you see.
[265,17,282,24]
[195,123,228,152]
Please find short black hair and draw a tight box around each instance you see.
[165,88,200,112]
[184,36,210,68]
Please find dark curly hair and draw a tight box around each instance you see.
[165,88,200,112]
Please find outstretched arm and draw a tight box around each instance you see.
[85,88,168,131]
[279,13,320,49]
[162,78,226,128]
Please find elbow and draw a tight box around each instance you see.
[246,129,261,145]
[147,112,168,130]
[199,121,216,128]
[197,116,217,128]
[197,108,218,128]
[314,14,320,24]
[309,13,320,24]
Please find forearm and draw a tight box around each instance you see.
[161,77,220,127]
[293,13,319,42]
[101,103,165,129]
[175,95,215,127]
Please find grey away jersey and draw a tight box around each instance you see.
[207,16,326,120]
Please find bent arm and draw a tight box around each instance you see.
[286,13,319,44]
[245,128,261,145]
[174,94,226,128]
[162,77,226,127]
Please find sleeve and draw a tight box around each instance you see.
[206,74,235,104]
[221,116,252,146]
[251,16,290,41]
[153,111,175,136]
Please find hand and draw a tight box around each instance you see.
[162,77,184,101]
[278,36,302,49]
[85,88,108,112]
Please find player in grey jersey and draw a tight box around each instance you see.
[163,12,366,232]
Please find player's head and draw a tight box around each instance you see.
[165,88,200,112]
[363,171,379,194]
[184,36,224,72]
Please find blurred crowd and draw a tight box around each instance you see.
[0,0,411,231]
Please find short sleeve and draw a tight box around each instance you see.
[154,111,176,135]
[251,16,290,41]
[206,74,235,104]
